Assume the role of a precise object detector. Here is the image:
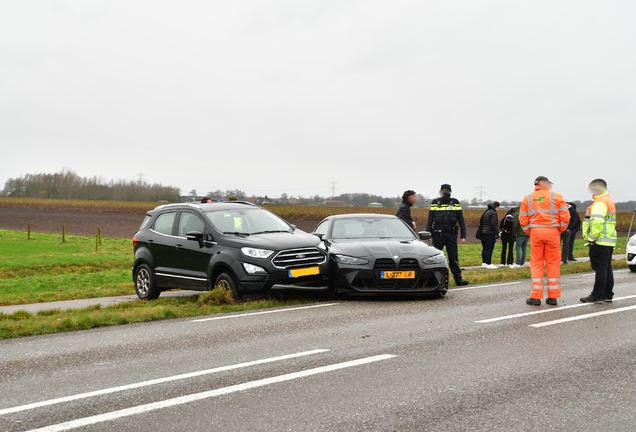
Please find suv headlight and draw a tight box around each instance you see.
[335,255,369,265]
[423,254,446,265]
[629,238,636,247]
[241,247,274,259]
[243,263,267,274]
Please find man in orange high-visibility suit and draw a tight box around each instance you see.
[519,176,570,306]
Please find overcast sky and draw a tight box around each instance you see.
[1,1,634,202]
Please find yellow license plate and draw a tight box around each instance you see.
[288,267,320,278]
[381,271,416,279]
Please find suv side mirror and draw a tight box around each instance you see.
[312,233,325,241]
[418,231,432,241]
[186,231,204,241]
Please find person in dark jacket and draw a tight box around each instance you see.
[512,207,529,267]
[566,202,581,262]
[426,184,469,286]
[396,190,417,229]
[499,208,516,267]
[480,201,500,269]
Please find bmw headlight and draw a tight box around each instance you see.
[241,247,274,259]
[629,238,636,247]
[335,255,369,265]
[243,263,267,274]
[423,254,447,265]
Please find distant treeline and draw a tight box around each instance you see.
[2,170,181,202]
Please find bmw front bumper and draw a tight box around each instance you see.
[334,264,449,294]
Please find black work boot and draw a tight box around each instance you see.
[455,279,469,286]
[580,295,603,304]
[526,298,541,306]
[546,298,558,306]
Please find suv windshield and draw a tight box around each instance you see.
[205,208,291,235]
[332,218,416,242]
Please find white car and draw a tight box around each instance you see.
[628,234,636,272]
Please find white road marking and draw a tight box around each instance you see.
[580,269,628,276]
[0,349,329,416]
[530,305,636,328]
[476,295,636,323]
[191,303,338,322]
[26,354,396,432]
[451,282,522,292]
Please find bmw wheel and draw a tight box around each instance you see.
[135,264,161,300]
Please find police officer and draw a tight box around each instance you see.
[426,184,469,286]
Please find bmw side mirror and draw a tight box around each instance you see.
[312,233,325,241]
[418,231,432,241]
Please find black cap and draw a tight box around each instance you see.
[440,184,452,192]
[534,176,553,185]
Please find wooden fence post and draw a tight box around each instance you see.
[62,226,66,243]
[98,227,102,246]
[28,223,31,240]
[96,234,99,252]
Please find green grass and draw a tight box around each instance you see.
[0,289,312,340]
[0,269,132,305]
[0,229,133,304]
[0,229,132,269]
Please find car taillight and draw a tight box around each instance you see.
[132,236,138,247]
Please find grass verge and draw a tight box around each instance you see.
[0,289,313,340]
[451,260,629,287]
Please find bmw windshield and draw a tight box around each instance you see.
[206,208,292,235]
[331,218,417,242]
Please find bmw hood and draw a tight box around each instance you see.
[329,240,441,259]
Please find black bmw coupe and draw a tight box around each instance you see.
[312,214,449,296]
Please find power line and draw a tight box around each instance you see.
[475,186,487,202]
[328,181,338,197]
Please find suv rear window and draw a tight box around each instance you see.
[152,212,177,236]
[139,215,152,231]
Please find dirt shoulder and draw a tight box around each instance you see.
[0,207,144,238]
[0,207,484,242]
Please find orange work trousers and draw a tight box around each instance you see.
[529,228,562,299]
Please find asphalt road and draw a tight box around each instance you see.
[1,270,636,432]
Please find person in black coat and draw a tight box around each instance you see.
[565,202,581,262]
[426,184,469,286]
[499,208,516,267]
[479,202,500,269]
[396,190,417,229]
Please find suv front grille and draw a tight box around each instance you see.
[272,247,327,269]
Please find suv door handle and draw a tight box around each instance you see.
[175,244,184,250]
[147,240,155,244]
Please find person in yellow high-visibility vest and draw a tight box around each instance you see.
[580,179,618,303]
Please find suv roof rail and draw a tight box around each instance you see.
[221,200,257,206]
[154,202,201,210]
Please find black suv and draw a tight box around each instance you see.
[132,202,329,299]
